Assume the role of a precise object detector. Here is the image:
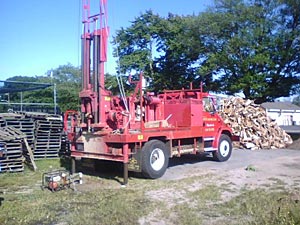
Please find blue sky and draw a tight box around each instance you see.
[0,0,213,81]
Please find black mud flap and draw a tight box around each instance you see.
[128,150,142,172]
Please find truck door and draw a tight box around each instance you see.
[202,97,221,134]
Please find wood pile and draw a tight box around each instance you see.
[0,112,63,172]
[0,118,6,127]
[0,126,25,172]
[17,112,63,160]
[219,97,293,150]
[1,113,35,145]
[0,113,33,173]
[33,116,63,159]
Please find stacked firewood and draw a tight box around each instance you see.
[219,97,293,150]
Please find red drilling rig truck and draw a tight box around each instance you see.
[65,0,235,184]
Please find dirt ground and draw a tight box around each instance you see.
[139,147,300,224]
[288,137,300,150]
[79,142,300,193]
[1,139,299,225]
[163,147,300,182]
[68,143,300,225]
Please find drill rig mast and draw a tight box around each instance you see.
[80,0,109,130]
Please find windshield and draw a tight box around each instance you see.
[203,97,216,113]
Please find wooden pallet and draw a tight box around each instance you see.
[18,112,64,160]
[0,139,24,173]
[0,112,63,170]
[0,114,38,172]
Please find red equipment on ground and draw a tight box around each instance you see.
[65,0,235,184]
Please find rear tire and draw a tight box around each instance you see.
[141,140,169,179]
[213,134,232,162]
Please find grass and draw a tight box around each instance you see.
[219,188,300,225]
[1,159,300,225]
[1,188,153,225]
[188,184,221,203]
[171,203,203,225]
[0,159,155,225]
[165,185,300,225]
[167,185,222,225]
[0,159,62,192]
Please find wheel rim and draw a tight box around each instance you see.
[219,140,230,157]
[150,148,165,171]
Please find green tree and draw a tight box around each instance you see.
[113,11,206,92]
[3,64,81,113]
[195,0,300,102]
[113,0,300,101]
[104,73,133,95]
[152,14,206,91]
[113,11,162,79]
[292,95,300,106]
[4,76,40,102]
[47,63,81,112]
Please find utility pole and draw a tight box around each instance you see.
[20,92,23,111]
[54,83,57,114]
[51,71,57,114]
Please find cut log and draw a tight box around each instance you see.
[219,97,293,150]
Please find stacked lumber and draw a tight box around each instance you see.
[0,112,63,161]
[0,112,63,171]
[219,97,293,150]
[0,126,25,172]
[0,118,6,127]
[22,112,63,160]
[0,113,34,172]
[0,113,35,145]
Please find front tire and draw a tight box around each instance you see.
[213,134,232,162]
[141,140,169,179]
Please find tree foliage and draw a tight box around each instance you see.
[198,0,300,102]
[3,64,81,113]
[2,65,132,113]
[292,95,300,106]
[113,10,204,92]
[104,73,133,95]
[48,64,81,112]
[113,0,300,101]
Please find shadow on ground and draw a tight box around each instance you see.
[59,152,215,183]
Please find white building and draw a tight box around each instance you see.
[261,102,300,126]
